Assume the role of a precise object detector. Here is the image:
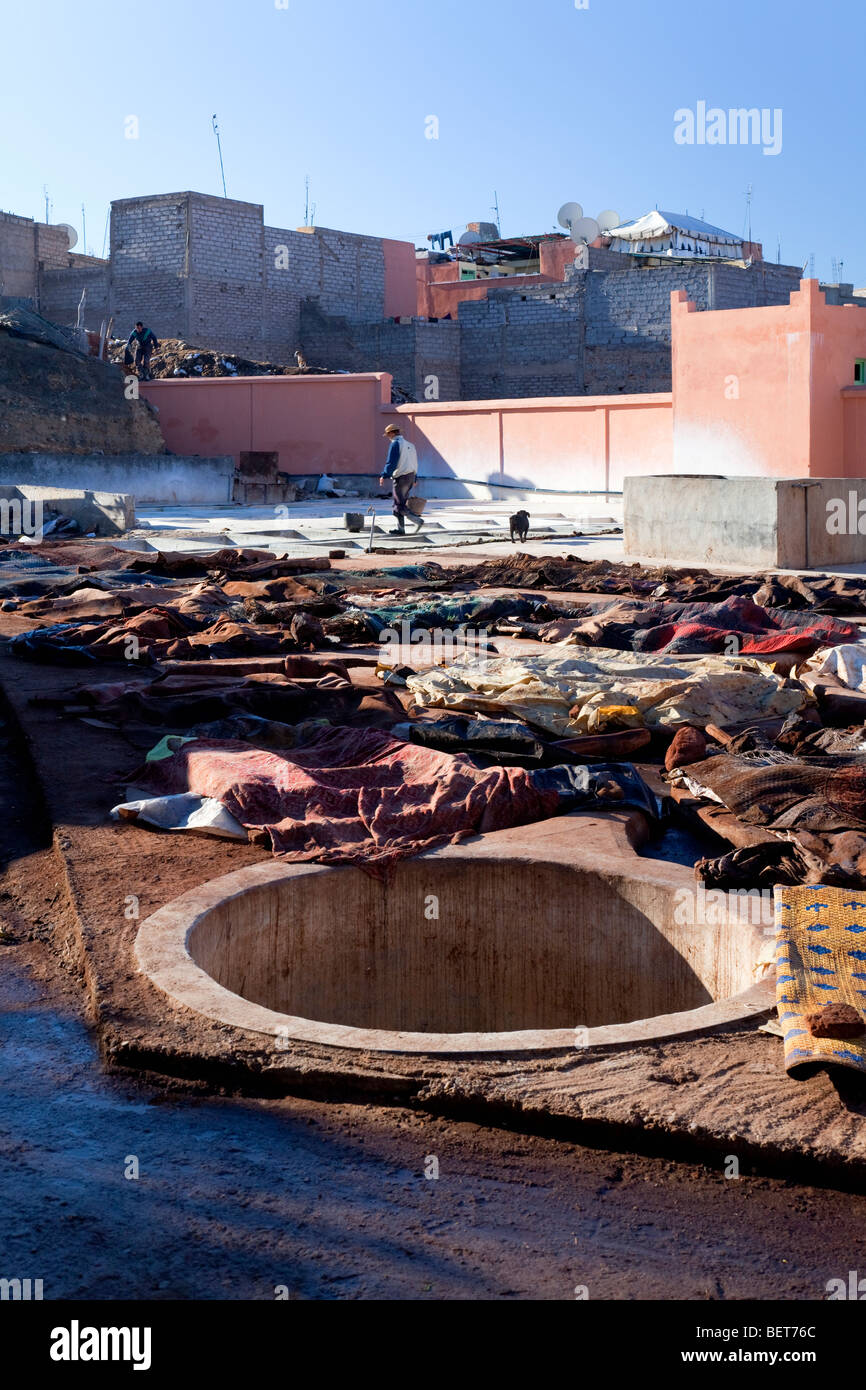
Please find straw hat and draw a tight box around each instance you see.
[383,423,401,436]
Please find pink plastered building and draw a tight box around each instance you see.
[141,281,866,491]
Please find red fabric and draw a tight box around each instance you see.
[638,617,858,656]
[136,726,563,871]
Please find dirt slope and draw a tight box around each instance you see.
[0,327,166,454]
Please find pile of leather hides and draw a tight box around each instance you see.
[544,595,860,658]
[406,649,807,736]
[803,643,866,692]
[114,725,658,871]
[673,751,866,889]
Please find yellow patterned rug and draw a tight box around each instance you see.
[775,885,866,1076]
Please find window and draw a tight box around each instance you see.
[855,359,866,384]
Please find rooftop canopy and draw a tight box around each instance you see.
[608,210,743,259]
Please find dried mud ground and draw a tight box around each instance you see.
[0,874,865,1303]
[2,605,866,1301]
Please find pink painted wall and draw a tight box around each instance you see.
[141,374,392,476]
[382,238,417,318]
[672,281,866,478]
[671,286,812,477]
[415,240,576,319]
[804,285,866,476]
[139,279,866,496]
[842,389,866,477]
[385,395,672,492]
[415,268,564,320]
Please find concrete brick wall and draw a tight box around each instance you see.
[27,194,395,360]
[299,302,460,401]
[106,193,190,339]
[0,212,84,306]
[459,282,586,399]
[39,265,111,325]
[188,194,264,356]
[456,260,803,399]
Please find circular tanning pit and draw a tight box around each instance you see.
[135,826,774,1056]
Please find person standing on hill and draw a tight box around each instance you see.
[124,322,159,380]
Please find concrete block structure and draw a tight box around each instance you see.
[10,193,418,366]
[0,452,234,505]
[624,474,866,569]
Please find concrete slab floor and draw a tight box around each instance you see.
[130,498,866,575]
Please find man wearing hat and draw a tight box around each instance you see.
[379,423,420,534]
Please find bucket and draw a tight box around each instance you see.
[406,497,427,517]
[344,512,365,532]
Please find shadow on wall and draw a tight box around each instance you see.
[399,427,563,497]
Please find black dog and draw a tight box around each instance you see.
[509,509,530,544]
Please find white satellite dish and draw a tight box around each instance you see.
[557,202,583,232]
[597,209,621,234]
[56,223,78,250]
[571,216,600,244]
[458,229,482,246]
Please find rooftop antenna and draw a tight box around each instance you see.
[43,185,50,223]
[832,257,840,282]
[212,115,227,198]
[809,251,815,278]
[492,190,501,236]
[745,183,753,244]
[101,207,110,260]
[81,203,86,256]
[776,234,781,264]
[304,175,316,227]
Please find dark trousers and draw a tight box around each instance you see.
[392,472,416,526]
[124,345,153,377]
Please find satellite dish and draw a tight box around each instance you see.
[597,209,621,233]
[571,216,600,244]
[56,223,78,250]
[458,229,482,246]
[557,201,583,231]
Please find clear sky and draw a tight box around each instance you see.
[1,0,863,281]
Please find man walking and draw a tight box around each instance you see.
[124,321,159,380]
[379,423,420,534]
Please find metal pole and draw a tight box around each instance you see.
[212,115,227,198]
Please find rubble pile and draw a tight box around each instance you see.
[107,337,416,401]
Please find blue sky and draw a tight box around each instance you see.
[1,0,863,281]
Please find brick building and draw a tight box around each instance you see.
[1,194,806,402]
[1,192,417,366]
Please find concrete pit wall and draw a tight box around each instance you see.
[624,474,866,568]
[135,817,772,1057]
[0,484,133,536]
[0,452,234,506]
